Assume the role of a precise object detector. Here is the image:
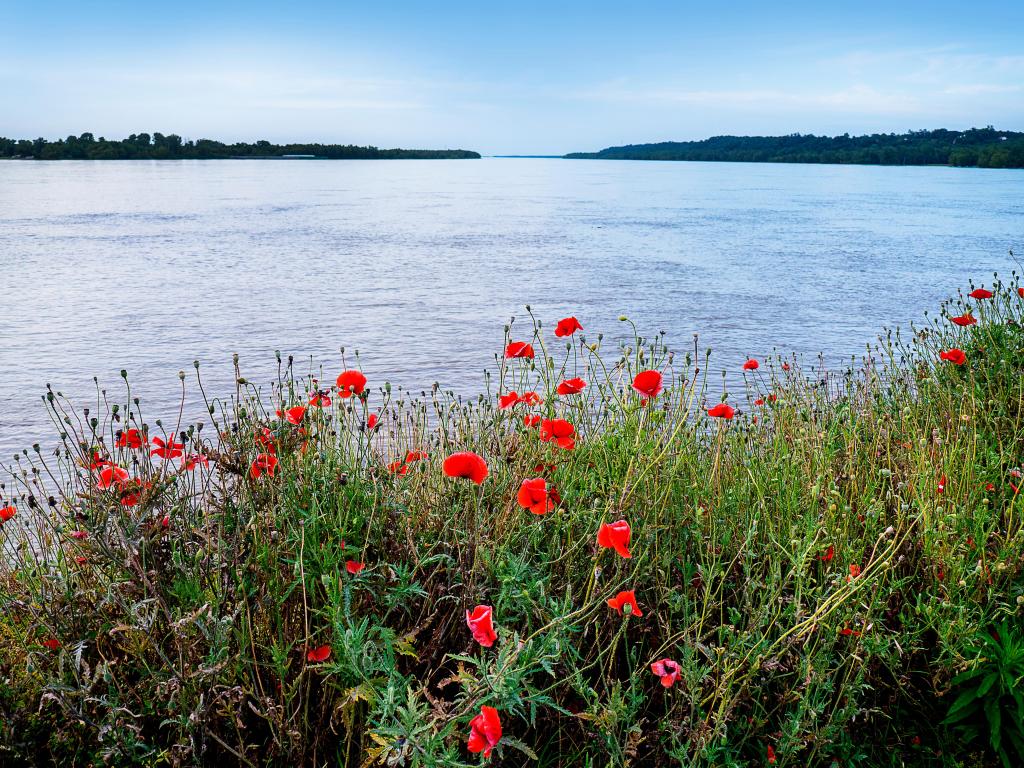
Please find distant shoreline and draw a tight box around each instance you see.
[565,127,1024,169]
[0,133,480,161]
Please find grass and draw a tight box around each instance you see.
[1,275,1023,767]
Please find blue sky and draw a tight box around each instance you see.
[2,1,1022,154]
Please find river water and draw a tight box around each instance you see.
[1,158,1022,455]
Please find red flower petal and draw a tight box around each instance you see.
[467,705,502,757]
[632,370,663,398]
[346,560,365,575]
[556,377,587,395]
[554,316,583,337]
[443,452,489,484]
[250,452,279,480]
[939,348,966,365]
[607,590,642,616]
[336,370,367,398]
[516,477,554,515]
[466,604,498,647]
[597,520,632,558]
[742,358,759,371]
[968,288,993,299]
[307,644,332,662]
[505,341,535,359]
[707,403,735,419]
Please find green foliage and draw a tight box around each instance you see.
[943,623,1024,767]
[566,127,1024,168]
[0,132,481,160]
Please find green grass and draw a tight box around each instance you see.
[2,276,1024,767]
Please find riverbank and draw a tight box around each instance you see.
[2,279,1023,766]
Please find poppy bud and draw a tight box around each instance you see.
[237,377,247,385]
[120,369,128,379]
[618,315,627,321]
[178,370,185,381]
[194,360,201,369]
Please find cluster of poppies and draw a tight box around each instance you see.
[88,432,208,515]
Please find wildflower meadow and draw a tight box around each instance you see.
[1,276,1023,767]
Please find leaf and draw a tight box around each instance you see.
[500,736,539,760]
[944,692,981,724]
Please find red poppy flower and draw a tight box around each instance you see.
[182,454,209,471]
[346,560,365,575]
[366,413,379,431]
[0,505,15,523]
[767,745,777,764]
[75,556,88,565]
[707,403,735,420]
[309,391,332,407]
[161,515,170,528]
[119,481,144,508]
[116,429,145,449]
[42,638,60,651]
[754,398,765,406]
[554,316,583,337]
[520,391,543,406]
[767,394,777,403]
[968,288,993,299]
[742,359,759,371]
[950,313,977,327]
[466,604,498,647]
[632,370,663,399]
[151,436,184,460]
[819,545,835,563]
[405,450,428,463]
[467,705,502,758]
[782,362,791,371]
[255,427,276,450]
[88,452,109,470]
[96,464,130,490]
[70,530,88,540]
[848,564,861,579]
[336,370,367,398]
[388,460,409,475]
[307,644,332,662]
[523,415,541,428]
[443,452,489,484]
[284,406,306,425]
[650,658,681,687]
[986,482,996,492]
[556,377,587,395]
[499,391,521,409]
[607,590,642,617]
[937,475,947,494]
[250,452,279,480]
[517,477,555,515]
[1019,287,1024,298]
[839,625,861,637]
[597,520,632,558]
[539,419,576,450]
[939,348,966,365]
[505,341,535,359]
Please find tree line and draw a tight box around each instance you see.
[565,127,1024,168]
[0,133,480,160]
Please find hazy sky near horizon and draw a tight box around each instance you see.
[2,1,1022,155]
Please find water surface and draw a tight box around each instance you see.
[1,158,1022,455]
